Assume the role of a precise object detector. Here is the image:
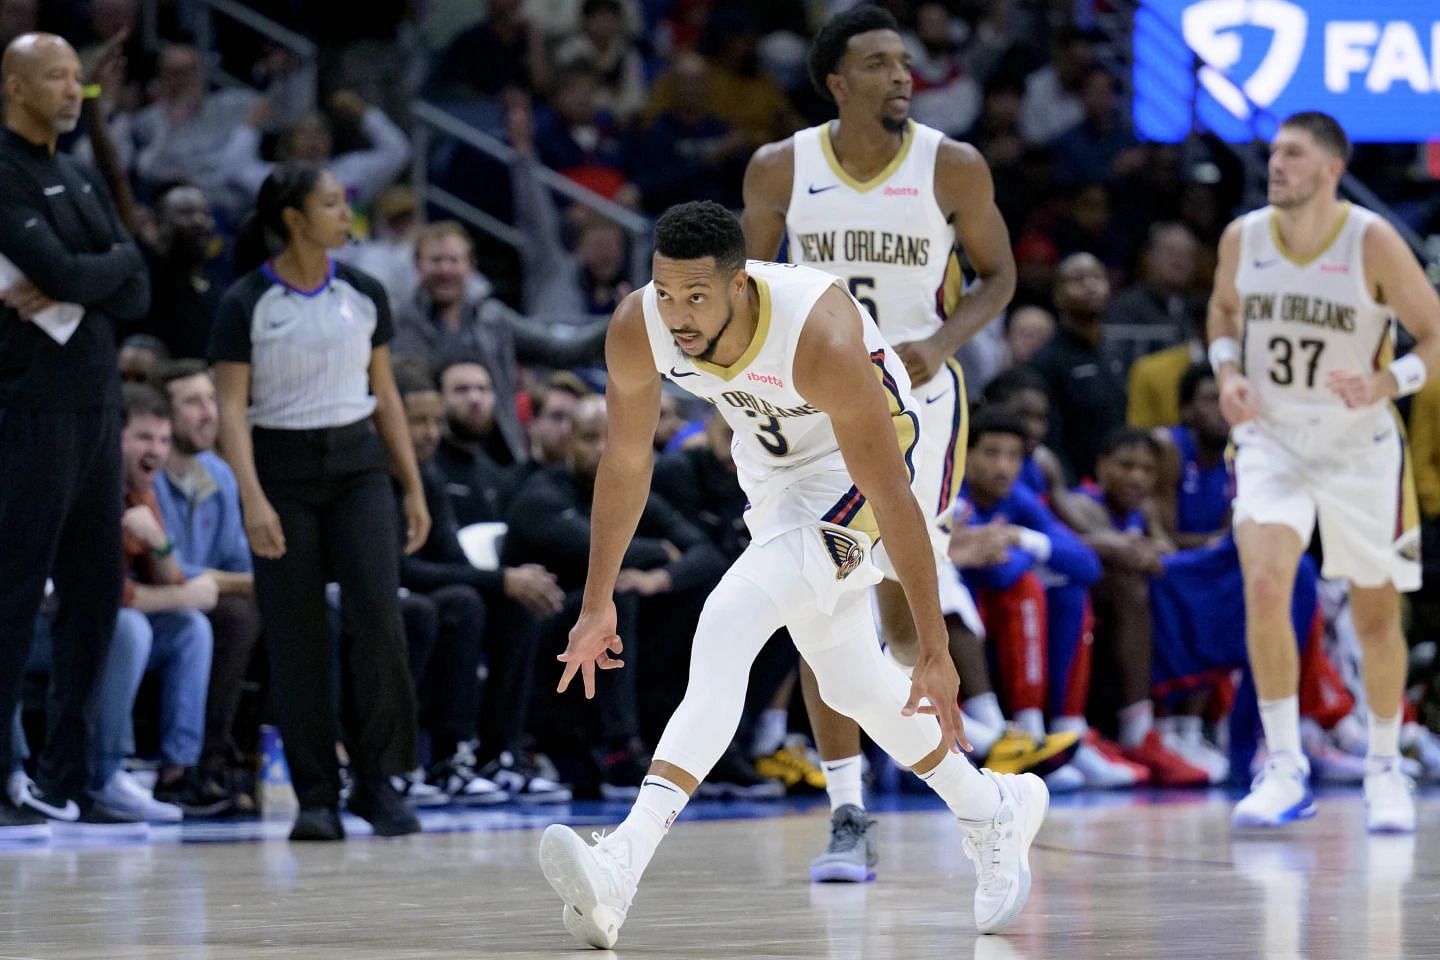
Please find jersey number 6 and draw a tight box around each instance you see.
[848,277,879,324]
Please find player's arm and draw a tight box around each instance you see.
[740,139,794,259]
[1032,443,1093,532]
[795,286,968,752]
[558,292,663,697]
[1207,218,1260,425]
[1330,220,1440,408]
[1064,494,1156,573]
[896,141,1016,385]
[1149,428,1184,545]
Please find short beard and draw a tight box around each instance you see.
[172,433,205,456]
[1270,178,1319,210]
[880,113,907,134]
[446,414,491,444]
[694,303,735,363]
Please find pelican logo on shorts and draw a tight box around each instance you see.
[1397,531,1421,563]
[821,527,865,581]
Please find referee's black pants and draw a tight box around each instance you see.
[251,422,417,809]
[0,405,123,801]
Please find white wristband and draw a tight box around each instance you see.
[1389,353,1427,397]
[1208,336,1241,371]
[1016,527,1052,562]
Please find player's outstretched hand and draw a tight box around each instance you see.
[903,651,972,754]
[1218,372,1262,425]
[558,601,625,699]
[1326,368,1382,409]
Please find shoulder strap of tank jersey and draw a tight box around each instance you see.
[780,269,847,383]
[1238,207,1271,259]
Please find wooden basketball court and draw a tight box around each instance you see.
[0,790,1433,958]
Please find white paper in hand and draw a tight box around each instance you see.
[0,253,83,345]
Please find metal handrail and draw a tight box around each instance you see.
[409,99,652,289]
[409,100,650,236]
[191,0,316,111]
[197,0,316,59]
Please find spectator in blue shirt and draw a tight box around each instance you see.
[152,361,260,805]
[955,408,1146,790]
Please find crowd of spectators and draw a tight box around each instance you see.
[6,0,1440,838]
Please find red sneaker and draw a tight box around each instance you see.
[1122,730,1209,786]
[1086,731,1151,785]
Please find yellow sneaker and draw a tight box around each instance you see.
[982,727,1079,777]
[753,745,827,794]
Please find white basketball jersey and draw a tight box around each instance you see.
[785,120,962,346]
[1236,203,1394,426]
[641,260,919,546]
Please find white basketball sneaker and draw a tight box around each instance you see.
[1233,753,1316,828]
[959,769,1049,934]
[1042,763,1084,793]
[539,824,639,949]
[1363,759,1416,834]
[1069,736,1145,788]
[1161,723,1230,785]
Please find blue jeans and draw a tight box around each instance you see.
[8,708,24,773]
[91,608,213,790]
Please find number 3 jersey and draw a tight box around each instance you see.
[640,260,920,548]
[1236,202,1395,435]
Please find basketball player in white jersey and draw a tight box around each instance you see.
[742,5,1085,879]
[537,202,1049,948]
[1209,112,1440,831]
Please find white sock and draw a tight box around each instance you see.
[1118,700,1154,749]
[610,776,688,881]
[1258,695,1302,761]
[1368,709,1401,762]
[1176,714,1204,743]
[1053,715,1087,735]
[751,708,788,757]
[962,711,1001,756]
[1015,708,1046,740]
[919,752,1000,822]
[965,692,1005,730]
[821,755,864,812]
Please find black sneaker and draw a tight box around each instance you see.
[592,746,648,801]
[478,750,571,804]
[154,767,235,818]
[347,779,421,837]
[429,748,508,806]
[0,797,50,842]
[697,748,785,799]
[290,805,345,842]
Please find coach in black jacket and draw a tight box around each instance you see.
[0,34,150,831]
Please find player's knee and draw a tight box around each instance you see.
[1243,566,1293,614]
[1349,590,1401,646]
[810,663,871,719]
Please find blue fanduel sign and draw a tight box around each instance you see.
[1134,0,1440,142]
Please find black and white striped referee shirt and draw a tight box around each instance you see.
[210,260,393,429]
